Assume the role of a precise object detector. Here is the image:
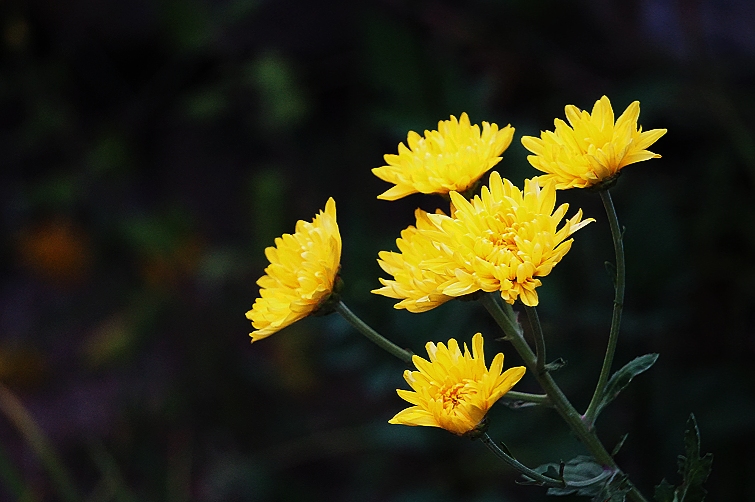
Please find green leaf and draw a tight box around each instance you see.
[655,479,677,502]
[611,433,629,457]
[496,440,514,458]
[596,473,631,502]
[544,357,567,372]
[677,414,713,502]
[604,260,617,288]
[545,456,612,498]
[653,414,713,502]
[596,353,659,419]
[522,462,563,486]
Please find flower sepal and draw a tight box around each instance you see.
[462,416,490,440]
[585,171,622,192]
[457,290,484,303]
[310,273,344,317]
[458,177,484,200]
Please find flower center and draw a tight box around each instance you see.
[483,219,520,264]
[490,230,517,251]
[440,381,475,410]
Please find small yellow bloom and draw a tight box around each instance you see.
[389,333,526,436]
[373,113,515,200]
[246,198,341,342]
[521,96,667,189]
[373,172,593,309]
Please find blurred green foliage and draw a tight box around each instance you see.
[1,0,754,500]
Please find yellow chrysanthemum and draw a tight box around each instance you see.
[371,208,456,313]
[521,96,667,189]
[246,198,341,342]
[389,332,526,436]
[373,171,593,310]
[373,113,515,200]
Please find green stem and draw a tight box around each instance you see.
[584,189,626,425]
[480,432,565,488]
[502,391,551,406]
[525,306,547,375]
[479,294,648,502]
[335,301,414,364]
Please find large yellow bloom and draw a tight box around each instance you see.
[246,198,341,342]
[389,333,526,436]
[521,96,667,189]
[373,113,515,200]
[373,172,593,309]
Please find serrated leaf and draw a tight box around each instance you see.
[521,463,562,486]
[654,415,713,502]
[676,414,713,502]
[655,479,677,502]
[596,353,659,419]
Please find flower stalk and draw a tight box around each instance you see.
[584,189,626,426]
[525,306,547,375]
[335,301,414,364]
[479,432,565,488]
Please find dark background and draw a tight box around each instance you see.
[1,0,754,500]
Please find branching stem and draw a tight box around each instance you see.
[480,294,648,502]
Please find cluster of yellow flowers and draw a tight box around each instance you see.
[245,96,666,436]
[372,172,594,310]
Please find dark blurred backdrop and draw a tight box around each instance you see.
[1,0,754,500]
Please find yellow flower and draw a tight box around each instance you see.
[373,113,515,200]
[389,333,526,436]
[521,96,667,189]
[371,208,456,312]
[246,198,341,342]
[373,171,593,309]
